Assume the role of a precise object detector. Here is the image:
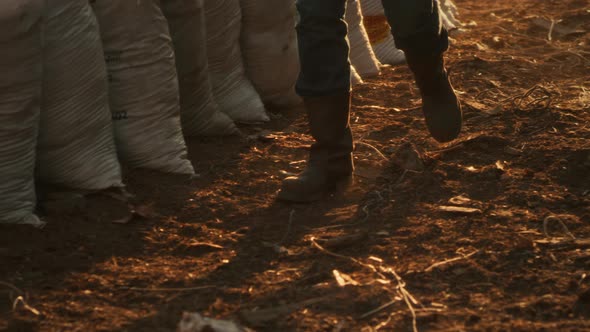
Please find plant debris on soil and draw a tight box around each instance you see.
[1,0,589,331]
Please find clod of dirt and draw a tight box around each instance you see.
[391,142,425,172]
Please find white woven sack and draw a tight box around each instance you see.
[360,0,405,65]
[204,0,269,123]
[361,0,461,65]
[92,0,194,175]
[38,0,123,190]
[162,0,239,137]
[351,65,363,86]
[345,0,381,78]
[240,0,301,109]
[439,0,462,31]
[0,0,44,226]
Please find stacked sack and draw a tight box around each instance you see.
[203,0,269,123]
[0,0,44,226]
[38,0,123,191]
[162,0,239,137]
[92,0,194,175]
[239,0,301,109]
[350,65,364,86]
[345,0,381,79]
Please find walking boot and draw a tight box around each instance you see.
[405,52,462,143]
[277,92,354,203]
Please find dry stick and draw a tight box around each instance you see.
[356,141,389,162]
[0,281,22,294]
[0,281,41,316]
[12,296,40,316]
[424,250,479,272]
[547,18,556,42]
[279,209,295,244]
[310,238,420,332]
[381,267,418,332]
[359,298,400,319]
[543,215,576,240]
[121,285,216,292]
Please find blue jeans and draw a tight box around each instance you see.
[295,0,449,97]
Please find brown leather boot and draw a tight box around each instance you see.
[405,52,462,143]
[277,92,354,203]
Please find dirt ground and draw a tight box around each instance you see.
[2,0,590,331]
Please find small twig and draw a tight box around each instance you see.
[311,238,422,332]
[310,237,374,271]
[0,282,40,316]
[0,281,22,294]
[12,296,40,316]
[279,209,295,244]
[381,267,418,332]
[543,215,576,240]
[187,242,224,250]
[424,250,479,272]
[360,297,400,319]
[548,18,556,42]
[394,169,409,186]
[120,285,216,292]
[356,141,389,162]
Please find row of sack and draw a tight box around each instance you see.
[0,0,300,226]
[0,0,461,226]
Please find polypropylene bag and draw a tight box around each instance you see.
[361,0,461,65]
[162,0,239,137]
[38,0,123,190]
[360,0,406,65]
[351,65,364,86]
[345,0,381,78]
[0,0,44,226]
[439,0,462,31]
[203,0,269,123]
[240,0,301,109]
[92,0,194,174]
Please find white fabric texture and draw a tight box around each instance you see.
[0,0,44,226]
[439,0,462,31]
[351,65,364,86]
[203,0,269,123]
[92,0,194,174]
[162,0,239,137]
[361,0,461,65]
[360,0,406,65]
[240,0,301,109]
[345,0,381,78]
[38,0,123,189]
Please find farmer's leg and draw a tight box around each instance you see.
[278,0,354,202]
[381,0,462,142]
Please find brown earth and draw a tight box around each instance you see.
[1,0,590,331]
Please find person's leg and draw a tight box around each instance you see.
[381,0,462,143]
[278,0,354,202]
